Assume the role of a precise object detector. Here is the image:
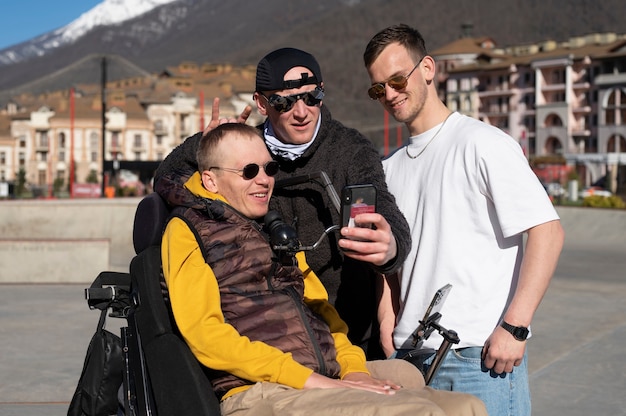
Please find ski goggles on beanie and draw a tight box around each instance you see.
[261,86,325,113]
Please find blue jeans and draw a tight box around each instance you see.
[397,347,530,416]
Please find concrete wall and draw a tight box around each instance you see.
[555,206,626,249]
[0,197,624,283]
[0,197,140,283]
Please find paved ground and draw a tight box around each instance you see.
[1,214,625,415]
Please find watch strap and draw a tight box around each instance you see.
[500,320,529,341]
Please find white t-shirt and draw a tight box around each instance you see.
[383,112,559,350]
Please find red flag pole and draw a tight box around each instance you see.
[199,90,205,131]
[397,125,402,149]
[383,110,389,156]
[70,87,75,198]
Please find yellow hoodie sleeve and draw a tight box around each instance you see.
[297,252,370,378]
[162,217,314,390]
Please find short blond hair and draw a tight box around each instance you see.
[196,123,264,173]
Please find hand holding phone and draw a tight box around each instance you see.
[339,184,398,265]
[340,185,377,241]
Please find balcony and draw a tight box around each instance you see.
[572,105,592,114]
[154,124,167,135]
[541,83,566,92]
[571,128,591,137]
[36,143,49,152]
[477,88,514,98]
[572,81,591,90]
[539,126,567,137]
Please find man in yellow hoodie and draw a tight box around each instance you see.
[161,123,486,416]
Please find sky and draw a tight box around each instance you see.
[0,0,101,50]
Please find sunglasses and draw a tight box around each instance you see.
[209,160,280,180]
[367,56,424,100]
[261,87,325,113]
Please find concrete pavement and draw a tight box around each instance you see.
[1,206,625,415]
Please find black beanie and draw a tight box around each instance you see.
[255,47,323,92]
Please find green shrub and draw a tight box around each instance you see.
[15,168,27,197]
[53,177,65,194]
[582,195,625,209]
[86,169,99,184]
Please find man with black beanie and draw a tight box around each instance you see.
[154,47,411,359]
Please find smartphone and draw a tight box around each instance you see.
[420,284,452,323]
[410,284,453,347]
[340,184,377,229]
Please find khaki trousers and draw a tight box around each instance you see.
[220,359,487,416]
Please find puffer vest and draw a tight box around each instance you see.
[173,199,341,397]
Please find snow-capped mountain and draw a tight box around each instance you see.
[0,0,178,66]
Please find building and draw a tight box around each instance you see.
[434,32,626,195]
[1,32,625,198]
[0,60,262,197]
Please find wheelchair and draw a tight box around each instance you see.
[76,192,221,416]
[73,175,458,416]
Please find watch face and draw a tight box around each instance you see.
[513,327,529,341]
[502,321,529,341]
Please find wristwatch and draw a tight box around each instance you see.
[500,321,529,341]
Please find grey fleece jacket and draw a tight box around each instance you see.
[154,105,410,358]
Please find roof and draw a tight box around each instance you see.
[445,36,626,73]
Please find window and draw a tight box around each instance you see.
[450,98,459,112]
[605,89,626,126]
[111,132,120,149]
[134,134,142,148]
[90,132,99,150]
[524,94,535,107]
[19,153,25,166]
[524,72,533,84]
[0,152,5,165]
[38,169,46,186]
[39,131,49,148]
[58,132,66,148]
[551,69,565,84]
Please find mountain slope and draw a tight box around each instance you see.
[1,0,625,130]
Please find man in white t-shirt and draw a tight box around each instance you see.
[363,24,565,416]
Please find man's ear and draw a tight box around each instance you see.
[421,55,436,83]
[254,92,269,116]
[201,170,219,193]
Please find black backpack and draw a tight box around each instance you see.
[68,272,130,416]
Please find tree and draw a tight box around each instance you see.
[86,169,99,184]
[15,168,26,197]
